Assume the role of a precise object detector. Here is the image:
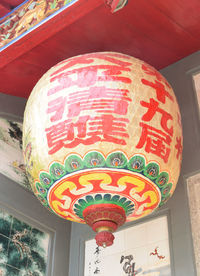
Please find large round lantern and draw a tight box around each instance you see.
[23,52,182,247]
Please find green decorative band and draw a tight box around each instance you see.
[35,151,173,209]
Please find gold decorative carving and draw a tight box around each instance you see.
[0,0,77,49]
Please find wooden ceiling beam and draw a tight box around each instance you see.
[0,0,103,69]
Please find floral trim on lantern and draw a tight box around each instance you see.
[34,151,173,212]
[47,168,160,222]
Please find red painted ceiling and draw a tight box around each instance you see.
[0,0,24,17]
[1,0,200,98]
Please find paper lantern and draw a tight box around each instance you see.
[23,52,183,247]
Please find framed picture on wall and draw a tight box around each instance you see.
[193,72,200,115]
[0,206,52,276]
[186,172,200,276]
[0,114,31,192]
[84,215,171,276]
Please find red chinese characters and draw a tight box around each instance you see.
[141,79,174,104]
[46,115,129,154]
[140,98,173,136]
[47,86,131,120]
[141,63,171,89]
[45,53,132,154]
[136,122,172,163]
[52,52,132,72]
[48,64,132,96]
[137,64,175,163]
[175,137,183,160]
[49,53,132,95]
[47,96,67,122]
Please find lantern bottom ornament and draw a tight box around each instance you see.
[83,204,126,247]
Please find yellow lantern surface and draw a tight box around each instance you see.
[23,52,182,245]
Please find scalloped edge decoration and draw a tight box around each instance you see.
[73,193,135,219]
[106,151,128,168]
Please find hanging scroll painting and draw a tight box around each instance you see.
[0,117,31,191]
[84,215,171,276]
